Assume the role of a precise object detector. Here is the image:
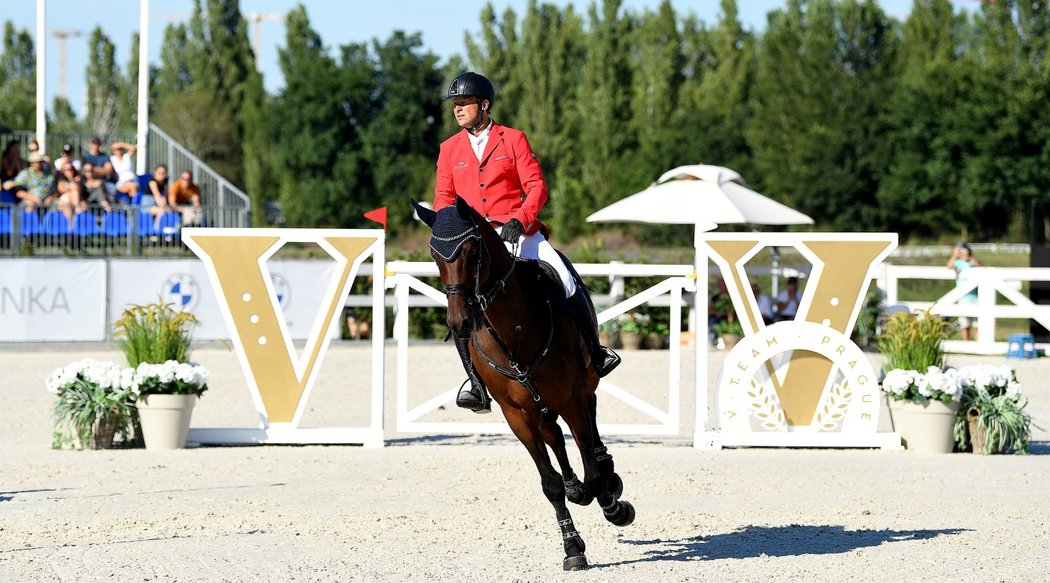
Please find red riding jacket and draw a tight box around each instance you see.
[434,122,548,236]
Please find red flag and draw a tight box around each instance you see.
[363,207,387,229]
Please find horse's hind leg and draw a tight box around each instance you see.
[539,420,592,506]
[569,394,635,527]
[506,408,589,571]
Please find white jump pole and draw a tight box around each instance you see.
[135,0,150,174]
[35,0,46,153]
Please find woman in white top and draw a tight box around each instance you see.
[109,141,139,201]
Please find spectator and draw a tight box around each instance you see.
[80,162,113,211]
[1,140,24,199]
[948,241,981,341]
[49,164,82,225]
[144,164,173,218]
[81,137,114,183]
[754,282,775,325]
[11,152,53,211]
[775,276,801,322]
[169,169,203,225]
[109,141,138,201]
[53,143,80,174]
[27,138,51,174]
[708,278,731,344]
[345,308,371,340]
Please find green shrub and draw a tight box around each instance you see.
[877,309,952,371]
[113,301,199,367]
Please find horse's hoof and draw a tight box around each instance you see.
[563,554,589,571]
[604,500,635,527]
[565,478,593,506]
[610,473,623,501]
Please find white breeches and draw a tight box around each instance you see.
[499,228,576,298]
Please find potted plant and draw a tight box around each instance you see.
[113,301,208,450]
[617,313,646,350]
[130,360,209,450]
[598,315,618,349]
[877,310,957,452]
[712,319,744,350]
[953,364,1030,454]
[647,322,670,350]
[46,359,135,450]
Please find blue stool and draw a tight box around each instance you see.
[1006,334,1038,359]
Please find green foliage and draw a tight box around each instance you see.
[877,309,952,371]
[0,22,36,130]
[113,302,199,367]
[852,286,884,348]
[957,396,1031,455]
[85,27,127,134]
[51,378,134,450]
[712,319,743,337]
[952,366,1031,454]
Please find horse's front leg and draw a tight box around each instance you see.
[539,419,593,506]
[504,407,589,571]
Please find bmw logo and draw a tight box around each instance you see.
[162,273,199,311]
[270,273,291,310]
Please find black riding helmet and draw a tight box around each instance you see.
[443,72,495,112]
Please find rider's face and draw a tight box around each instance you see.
[452,97,481,129]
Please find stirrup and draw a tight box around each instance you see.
[593,346,621,378]
[455,379,491,414]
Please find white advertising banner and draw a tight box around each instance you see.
[109,258,340,340]
[0,259,107,341]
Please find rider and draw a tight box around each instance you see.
[434,71,621,414]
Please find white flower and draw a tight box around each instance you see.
[45,359,128,393]
[131,360,208,395]
[881,366,961,401]
[957,364,1020,399]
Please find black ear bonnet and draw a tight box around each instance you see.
[429,206,478,261]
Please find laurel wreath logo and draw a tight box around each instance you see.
[815,379,853,431]
[747,378,786,431]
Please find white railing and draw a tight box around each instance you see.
[876,264,1050,355]
[385,261,696,436]
[147,124,250,227]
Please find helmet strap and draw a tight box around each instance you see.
[468,98,489,135]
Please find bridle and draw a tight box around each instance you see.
[439,225,515,313]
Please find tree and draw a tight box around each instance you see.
[49,97,81,132]
[84,27,125,136]
[878,0,971,238]
[359,32,443,235]
[271,5,367,228]
[624,0,682,188]
[0,22,36,130]
[747,0,896,231]
[674,0,755,177]
[561,0,633,239]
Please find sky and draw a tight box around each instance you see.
[5,0,916,117]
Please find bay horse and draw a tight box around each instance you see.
[411,197,635,571]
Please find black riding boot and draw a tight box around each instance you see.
[568,288,621,377]
[453,335,491,414]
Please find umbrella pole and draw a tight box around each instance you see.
[693,222,711,448]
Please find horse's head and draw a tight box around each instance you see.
[411,197,510,338]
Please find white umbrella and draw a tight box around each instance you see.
[585,165,812,435]
[585,164,813,227]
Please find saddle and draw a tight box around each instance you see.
[515,256,576,315]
